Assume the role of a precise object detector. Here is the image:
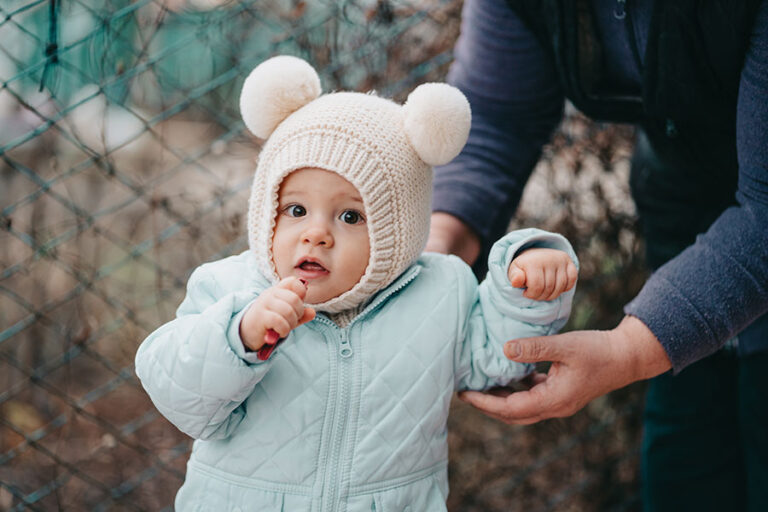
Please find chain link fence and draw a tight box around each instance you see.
[0,1,647,510]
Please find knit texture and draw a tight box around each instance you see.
[247,92,433,313]
[241,56,470,314]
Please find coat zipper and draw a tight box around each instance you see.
[319,325,352,512]
[314,265,420,511]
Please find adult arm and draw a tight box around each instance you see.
[461,2,768,423]
[428,0,564,262]
[622,1,768,371]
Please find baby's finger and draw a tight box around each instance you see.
[544,267,568,302]
[508,263,527,288]
[540,267,557,301]
[298,307,316,326]
[264,311,292,338]
[272,288,305,321]
[566,262,578,291]
[523,265,545,299]
[267,293,301,327]
[276,276,309,301]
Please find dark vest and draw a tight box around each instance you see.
[506,0,761,267]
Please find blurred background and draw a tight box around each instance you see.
[0,0,648,510]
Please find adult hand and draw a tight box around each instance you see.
[459,315,672,424]
[425,212,481,265]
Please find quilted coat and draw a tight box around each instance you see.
[135,228,577,512]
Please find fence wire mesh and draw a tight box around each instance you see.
[1,1,647,510]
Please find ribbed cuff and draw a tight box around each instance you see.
[624,274,721,374]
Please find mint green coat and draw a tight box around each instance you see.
[135,229,577,512]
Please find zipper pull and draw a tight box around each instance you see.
[338,330,353,358]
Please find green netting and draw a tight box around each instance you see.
[0,1,645,510]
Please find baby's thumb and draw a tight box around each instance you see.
[277,276,309,300]
[508,263,526,288]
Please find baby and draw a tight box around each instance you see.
[135,56,578,512]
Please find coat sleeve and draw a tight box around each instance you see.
[455,228,579,391]
[135,264,272,440]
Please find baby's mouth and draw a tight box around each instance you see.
[296,259,329,278]
[299,261,326,271]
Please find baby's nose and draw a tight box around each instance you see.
[302,225,333,247]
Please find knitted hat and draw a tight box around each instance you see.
[240,55,471,313]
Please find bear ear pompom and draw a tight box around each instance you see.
[402,83,471,166]
[240,56,322,139]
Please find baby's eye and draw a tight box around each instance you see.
[284,204,306,217]
[340,210,364,225]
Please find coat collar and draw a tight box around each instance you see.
[246,250,422,327]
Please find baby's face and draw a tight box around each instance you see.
[272,168,370,304]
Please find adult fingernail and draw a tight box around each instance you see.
[505,342,521,359]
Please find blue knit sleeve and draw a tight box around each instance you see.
[432,0,564,253]
[624,1,768,371]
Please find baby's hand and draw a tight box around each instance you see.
[240,277,316,354]
[508,248,577,301]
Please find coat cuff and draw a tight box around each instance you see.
[486,228,578,327]
[226,299,272,365]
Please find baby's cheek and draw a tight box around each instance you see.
[271,244,290,277]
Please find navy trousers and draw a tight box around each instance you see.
[641,349,768,512]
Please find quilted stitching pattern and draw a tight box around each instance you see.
[134,230,577,510]
[219,338,330,484]
[353,282,456,483]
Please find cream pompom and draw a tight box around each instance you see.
[402,83,471,166]
[239,56,322,139]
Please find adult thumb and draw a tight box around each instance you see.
[504,335,566,363]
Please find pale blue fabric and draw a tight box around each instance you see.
[135,228,577,512]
